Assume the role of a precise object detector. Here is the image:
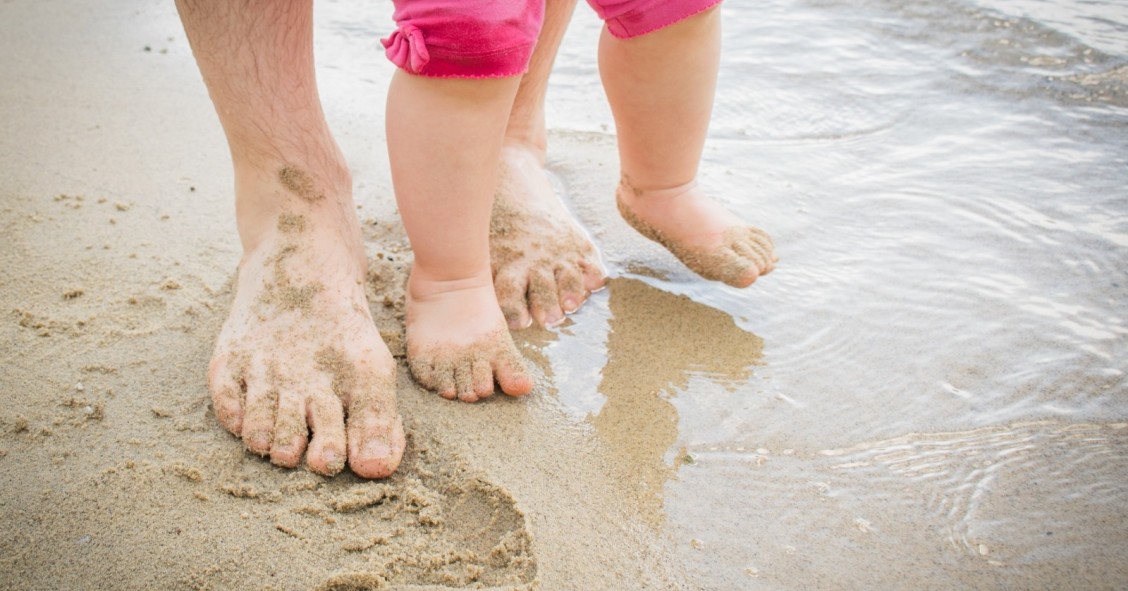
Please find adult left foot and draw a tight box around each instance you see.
[208,165,405,478]
[616,178,777,287]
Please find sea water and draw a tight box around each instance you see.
[317,0,1127,587]
[542,0,1128,588]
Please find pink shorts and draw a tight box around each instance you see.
[382,0,723,78]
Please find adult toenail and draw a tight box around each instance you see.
[363,439,392,459]
[562,297,577,312]
[246,432,271,451]
[322,450,345,473]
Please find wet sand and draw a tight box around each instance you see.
[0,1,684,589]
[5,0,1128,590]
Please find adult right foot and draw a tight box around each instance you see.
[207,165,405,478]
[490,144,607,328]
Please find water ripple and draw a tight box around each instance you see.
[819,420,1128,564]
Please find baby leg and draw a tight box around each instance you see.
[383,1,542,400]
[595,2,777,287]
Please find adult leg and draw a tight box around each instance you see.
[599,6,776,287]
[177,0,404,478]
[492,0,609,328]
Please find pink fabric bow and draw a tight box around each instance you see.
[381,24,430,74]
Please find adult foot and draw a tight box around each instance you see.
[491,144,607,328]
[207,165,405,478]
[616,177,777,287]
[405,270,534,402]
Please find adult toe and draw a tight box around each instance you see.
[269,390,308,468]
[555,265,587,314]
[578,256,608,293]
[240,360,276,456]
[494,269,532,329]
[207,353,244,435]
[345,372,405,479]
[528,268,563,326]
[305,392,346,476]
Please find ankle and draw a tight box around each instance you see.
[501,135,547,165]
[231,160,356,254]
[619,176,698,203]
[407,266,494,301]
[234,156,352,201]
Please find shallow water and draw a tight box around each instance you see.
[1,0,1123,588]
[538,0,1128,588]
[313,0,1127,586]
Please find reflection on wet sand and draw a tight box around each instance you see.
[592,278,765,524]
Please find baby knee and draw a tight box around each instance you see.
[383,0,545,78]
[587,0,722,39]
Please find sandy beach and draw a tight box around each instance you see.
[4,0,1128,589]
[0,1,698,588]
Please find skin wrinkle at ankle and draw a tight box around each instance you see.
[620,175,698,200]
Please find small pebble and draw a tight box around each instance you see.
[978,543,989,556]
[690,539,705,550]
[745,567,760,577]
[76,535,91,545]
[75,382,84,392]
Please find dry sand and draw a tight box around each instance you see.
[0,1,692,589]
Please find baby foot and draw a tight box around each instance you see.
[616,178,776,287]
[491,145,607,328]
[207,166,405,478]
[405,271,534,402]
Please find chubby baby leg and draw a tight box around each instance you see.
[595,3,777,286]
